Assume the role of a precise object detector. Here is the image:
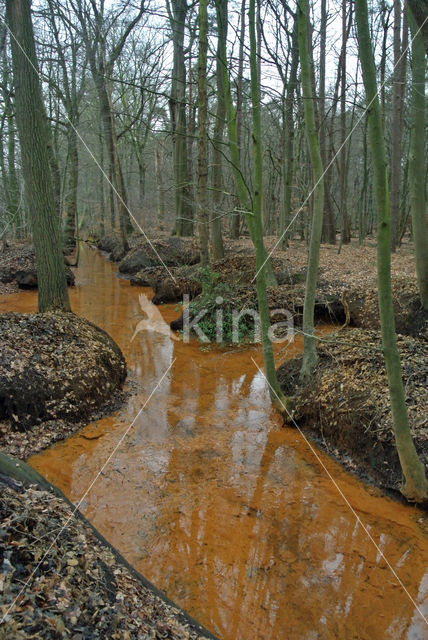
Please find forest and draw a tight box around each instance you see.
[0,0,428,638]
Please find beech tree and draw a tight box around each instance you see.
[355,0,428,502]
[6,0,70,312]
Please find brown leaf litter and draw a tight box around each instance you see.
[277,327,428,496]
[0,312,127,460]
[0,476,214,640]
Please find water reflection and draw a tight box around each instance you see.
[2,245,425,640]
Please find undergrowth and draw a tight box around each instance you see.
[189,267,256,345]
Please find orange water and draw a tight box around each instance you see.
[2,245,427,639]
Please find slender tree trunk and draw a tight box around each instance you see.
[155,141,166,230]
[390,0,408,251]
[279,15,299,248]
[210,6,226,260]
[338,0,351,251]
[230,0,246,239]
[63,124,78,248]
[408,9,428,309]
[197,0,209,265]
[249,0,285,408]
[6,0,70,312]
[169,0,194,236]
[298,0,325,384]
[356,0,428,503]
[215,0,276,285]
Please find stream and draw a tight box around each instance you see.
[2,245,428,639]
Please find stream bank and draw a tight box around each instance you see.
[1,244,428,639]
[277,327,428,499]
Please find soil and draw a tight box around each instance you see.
[277,327,428,500]
[0,311,127,459]
[117,235,426,340]
[0,467,215,640]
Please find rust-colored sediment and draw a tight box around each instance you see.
[2,245,427,639]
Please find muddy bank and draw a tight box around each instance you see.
[125,240,425,340]
[0,243,75,290]
[0,453,215,640]
[0,312,127,459]
[277,328,428,498]
[97,233,200,270]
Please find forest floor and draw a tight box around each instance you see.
[0,472,214,640]
[0,312,127,460]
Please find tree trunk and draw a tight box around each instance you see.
[407,0,428,57]
[6,0,70,312]
[169,0,194,236]
[319,0,334,245]
[390,0,408,251]
[210,6,226,260]
[408,9,428,309]
[279,15,299,249]
[338,0,351,251]
[215,0,276,286]
[230,0,246,239]
[249,0,285,409]
[355,0,428,503]
[155,141,166,230]
[298,0,325,384]
[197,0,209,265]
[63,124,78,248]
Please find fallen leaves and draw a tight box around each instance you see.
[0,479,212,640]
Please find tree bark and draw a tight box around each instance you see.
[249,0,286,409]
[298,0,325,384]
[408,9,428,309]
[210,4,226,260]
[6,0,70,312]
[355,0,428,503]
[279,14,299,248]
[390,0,408,251]
[168,0,194,236]
[63,124,78,248]
[197,0,209,265]
[230,0,246,239]
[407,0,428,57]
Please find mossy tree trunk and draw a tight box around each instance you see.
[355,0,428,503]
[63,124,78,249]
[408,9,428,310]
[407,0,428,58]
[6,0,70,312]
[297,0,325,384]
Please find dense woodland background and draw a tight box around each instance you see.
[0,0,426,252]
